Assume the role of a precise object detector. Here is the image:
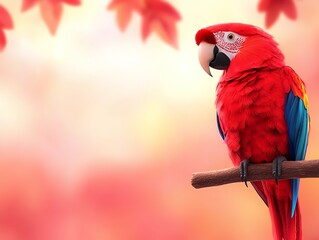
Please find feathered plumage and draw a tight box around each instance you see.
[196,23,309,240]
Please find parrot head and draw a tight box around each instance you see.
[195,23,285,79]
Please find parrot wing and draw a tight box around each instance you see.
[283,66,309,217]
[216,113,225,140]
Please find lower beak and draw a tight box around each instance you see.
[198,42,215,77]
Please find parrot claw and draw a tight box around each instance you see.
[272,156,287,184]
[240,159,250,187]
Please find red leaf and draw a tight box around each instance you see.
[0,30,6,52]
[61,0,81,6]
[141,0,181,48]
[40,0,63,35]
[258,0,297,28]
[258,0,271,11]
[264,1,281,28]
[23,0,80,35]
[107,0,181,48]
[107,0,142,31]
[21,0,38,12]
[0,5,13,29]
[282,0,297,19]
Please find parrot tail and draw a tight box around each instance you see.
[262,180,302,240]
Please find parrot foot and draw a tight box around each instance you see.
[272,156,287,184]
[240,159,250,187]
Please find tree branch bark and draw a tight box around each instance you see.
[191,160,319,189]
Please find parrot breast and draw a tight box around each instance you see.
[216,68,289,166]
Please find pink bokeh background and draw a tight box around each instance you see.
[0,0,318,239]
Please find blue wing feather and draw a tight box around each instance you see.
[284,90,309,217]
[216,112,225,140]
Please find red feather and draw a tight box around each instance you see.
[263,180,302,240]
[216,57,302,240]
[200,23,303,239]
[195,28,216,45]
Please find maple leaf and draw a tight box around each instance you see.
[21,0,38,12]
[61,0,81,5]
[107,0,181,48]
[0,5,13,51]
[22,0,81,35]
[107,0,143,31]
[40,0,63,35]
[141,0,181,49]
[258,0,297,28]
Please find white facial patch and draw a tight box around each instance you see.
[213,31,245,60]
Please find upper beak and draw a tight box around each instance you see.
[198,42,215,77]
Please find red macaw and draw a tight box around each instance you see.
[195,23,309,240]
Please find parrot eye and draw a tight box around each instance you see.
[227,33,235,41]
[213,31,245,54]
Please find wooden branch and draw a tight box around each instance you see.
[191,160,319,189]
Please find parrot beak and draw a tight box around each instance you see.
[198,42,216,77]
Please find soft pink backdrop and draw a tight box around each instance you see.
[0,1,318,239]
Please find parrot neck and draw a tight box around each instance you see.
[221,63,285,82]
[220,67,264,82]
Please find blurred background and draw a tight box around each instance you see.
[0,0,318,239]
